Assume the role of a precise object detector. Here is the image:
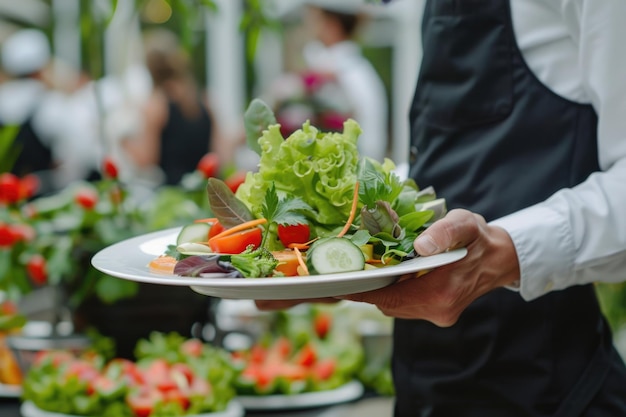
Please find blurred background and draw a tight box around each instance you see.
[0,0,425,188]
[1,1,625,416]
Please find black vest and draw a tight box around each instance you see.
[399,1,625,416]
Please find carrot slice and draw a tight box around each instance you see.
[294,247,309,276]
[148,256,177,274]
[336,182,360,238]
[272,250,300,276]
[194,217,218,224]
[208,218,268,244]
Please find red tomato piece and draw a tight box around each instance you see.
[0,223,17,247]
[224,171,247,193]
[312,358,336,381]
[75,188,98,210]
[0,300,17,315]
[180,339,204,358]
[102,156,119,179]
[105,358,144,386]
[313,312,332,339]
[208,227,262,254]
[144,359,179,392]
[207,221,226,240]
[196,152,220,178]
[19,174,40,199]
[0,173,21,204]
[277,223,310,247]
[187,377,211,396]
[90,375,124,397]
[170,363,195,385]
[127,388,163,417]
[26,254,48,285]
[64,359,100,384]
[295,344,317,368]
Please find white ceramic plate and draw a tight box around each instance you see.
[0,382,21,398]
[20,400,245,417]
[237,380,364,410]
[91,227,467,300]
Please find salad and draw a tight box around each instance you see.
[150,100,446,279]
[21,332,238,417]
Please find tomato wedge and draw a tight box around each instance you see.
[277,224,310,247]
[208,220,226,239]
[208,227,262,254]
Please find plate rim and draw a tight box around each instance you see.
[20,399,245,417]
[91,226,467,298]
[235,379,364,410]
[0,381,22,398]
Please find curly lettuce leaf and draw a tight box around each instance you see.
[236,119,361,230]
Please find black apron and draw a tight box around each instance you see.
[400,1,626,416]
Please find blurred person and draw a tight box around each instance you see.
[0,28,65,194]
[122,30,227,186]
[300,0,389,162]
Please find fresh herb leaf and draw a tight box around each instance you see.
[206,178,254,228]
[260,183,313,249]
[360,201,402,238]
[398,210,434,233]
[357,158,404,209]
[243,98,277,155]
[261,183,313,226]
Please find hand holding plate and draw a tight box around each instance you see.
[339,209,521,327]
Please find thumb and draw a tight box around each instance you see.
[414,233,442,256]
[413,209,480,256]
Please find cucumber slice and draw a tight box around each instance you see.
[177,242,213,256]
[306,237,365,275]
[176,223,211,245]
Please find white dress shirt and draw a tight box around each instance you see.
[488,0,626,300]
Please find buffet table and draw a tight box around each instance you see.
[0,395,394,417]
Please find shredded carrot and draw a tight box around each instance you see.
[287,237,319,250]
[294,247,309,276]
[208,218,267,244]
[194,217,218,224]
[366,259,384,264]
[336,182,360,238]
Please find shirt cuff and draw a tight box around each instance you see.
[489,204,575,301]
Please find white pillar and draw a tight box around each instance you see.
[205,0,246,139]
[105,0,137,77]
[390,0,424,172]
[52,0,81,86]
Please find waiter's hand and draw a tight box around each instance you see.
[339,209,520,326]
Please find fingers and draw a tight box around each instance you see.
[414,209,484,256]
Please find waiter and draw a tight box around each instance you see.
[258,0,626,415]
[343,0,626,415]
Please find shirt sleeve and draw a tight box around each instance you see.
[491,0,626,301]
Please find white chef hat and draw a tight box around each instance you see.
[1,28,51,77]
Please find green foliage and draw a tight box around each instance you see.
[596,282,626,332]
